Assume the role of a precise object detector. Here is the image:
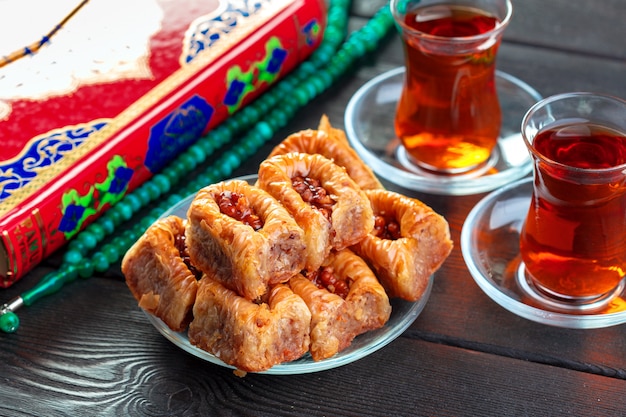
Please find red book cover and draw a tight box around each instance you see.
[0,0,326,287]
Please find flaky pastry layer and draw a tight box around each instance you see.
[289,248,391,361]
[189,277,311,373]
[186,179,306,300]
[352,189,453,301]
[289,274,353,361]
[257,152,374,271]
[268,115,383,190]
[121,215,198,332]
[331,248,392,334]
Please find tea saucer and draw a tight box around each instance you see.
[344,67,542,195]
[460,177,626,329]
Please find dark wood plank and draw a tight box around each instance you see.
[2,277,626,416]
[498,44,626,99]
[354,0,626,61]
[506,0,626,60]
[2,1,626,416]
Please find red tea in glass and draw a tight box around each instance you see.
[391,0,511,173]
[520,93,626,304]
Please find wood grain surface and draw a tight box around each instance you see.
[2,1,626,416]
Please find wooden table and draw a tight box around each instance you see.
[2,1,626,415]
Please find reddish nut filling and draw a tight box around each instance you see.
[216,191,263,231]
[174,233,202,279]
[304,266,350,299]
[292,175,335,221]
[372,211,401,240]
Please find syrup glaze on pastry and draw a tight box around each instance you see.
[325,248,391,334]
[352,189,453,302]
[189,277,311,373]
[257,152,374,271]
[292,248,391,361]
[123,119,454,373]
[268,116,384,191]
[121,215,198,332]
[186,179,306,300]
[288,274,353,361]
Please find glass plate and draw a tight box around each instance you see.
[344,67,542,195]
[144,175,433,374]
[460,177,626,329]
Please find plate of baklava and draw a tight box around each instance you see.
[121,116,453,375]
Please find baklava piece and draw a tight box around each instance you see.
[188,277,311,373]
[328,249,391,334]
[293,248,391,361]
[257,153,374,271]
[121,215,199,332]
[352,190,453,301]
[186,179,306,301]
[289,274,353,361]
[268,116,384,190]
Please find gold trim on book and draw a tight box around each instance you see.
[0,0,295,217]
[0,230,11,280]
[33,208,46,260]
[0,207,44,281]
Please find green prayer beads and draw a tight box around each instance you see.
[0,310,19,333]
[0,0,395,333]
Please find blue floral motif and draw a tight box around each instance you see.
[184,0,269,64]
[58,155,130,239]
[145,95,214,173]
[303,19,321,46]
[224,79,247,106]
[0,120,108,202]
[108,166,134,194]
[267,48,287,74]
[58,204,86,233]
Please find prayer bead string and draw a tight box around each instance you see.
[0,0,91,69]
[0,0,395,333]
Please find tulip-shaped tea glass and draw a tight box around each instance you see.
[391,0,512,173]
[344,0,541,195]
[518,92,626,311]
[461,92,626,328]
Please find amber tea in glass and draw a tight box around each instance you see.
[519,93,626,306]
[391,0,512,173]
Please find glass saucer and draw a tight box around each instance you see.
[460,177,626,329]
[146,292,430,375]
[344,67,542,195]
[143,175,434,375]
